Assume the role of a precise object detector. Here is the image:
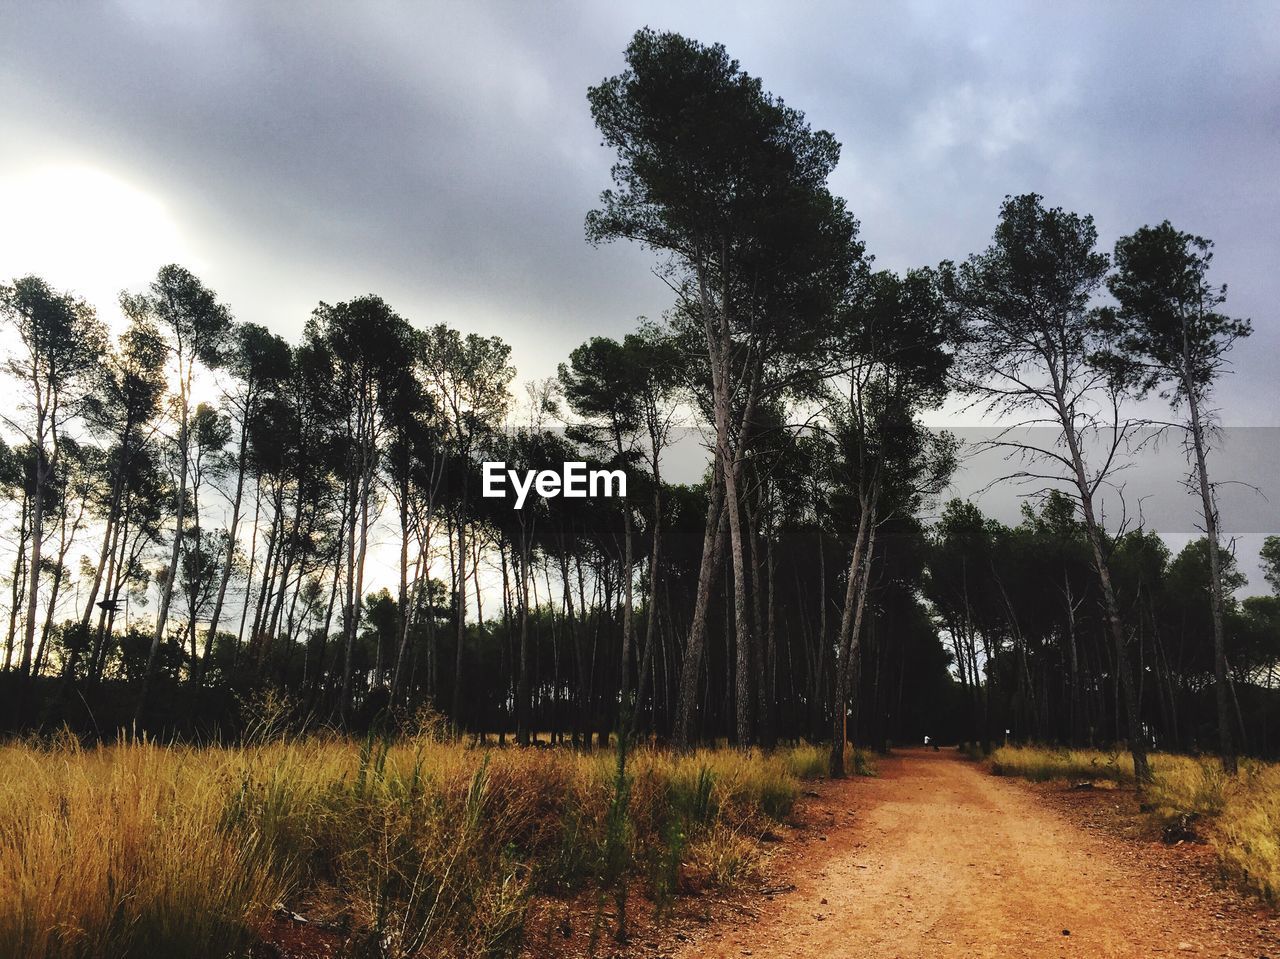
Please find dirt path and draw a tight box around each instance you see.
[676,748,1277,959]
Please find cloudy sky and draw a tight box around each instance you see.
[2,1,1278,587]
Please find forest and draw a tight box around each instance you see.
[2,28,1278,787]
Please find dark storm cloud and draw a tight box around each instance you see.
[0,2,672,361]
[2,1,1277,584]
[2,2,1276,399]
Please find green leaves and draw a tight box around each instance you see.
[122,264,233,370]
[946,193,1112,396]
[0,274,107,415]
[587,28,861,354]
[1108,220,1251,403]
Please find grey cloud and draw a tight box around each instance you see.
[3,4,1276,393]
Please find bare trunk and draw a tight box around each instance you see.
[451,510,467,731]
[748,493,776,749]
[18,461,46,682]
[1063,422,1151,785]
[390,492,422,699]
[516,533,532,746]
[631,478,663,737]
[721,413,753,748]
[202,413,251,683]
[1185,371,1236,774]
[672,475,727,748]
[338,446,362,717]
[4,495,29,673]
[830,490,876,777]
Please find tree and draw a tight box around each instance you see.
[380,335,443,702]
[622,326,683,736]
[124,265,232,724]
[944,194,1152,785]
[560,335,643,718]
[558,340,635,720]
[305,296,415,720]
[181,402,231,677]
[34,437,96,678]
[824,269,956,775]
[1263,536,1280,596]
[420,324,513,729]
[200,322,291,684]
[0,276,106,711]
[1108,221,1252,773]
[76,317,167,650]
[926,500,1004,745]
[588,28,861,748]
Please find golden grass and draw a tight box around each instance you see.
[991,745,1280,901]
[0,732,824,958]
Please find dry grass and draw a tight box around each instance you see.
[0,731,825,959]
[1215,763,1280,901]
[990,745,1135,784]
[991,745,1280,901]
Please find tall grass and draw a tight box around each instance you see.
[0,735,284,959]
[781,743,875,780]
[0,733,824,958]
[991,745,1280,901]
[990,745,1134,784]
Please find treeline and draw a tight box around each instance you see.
[1,29,1276,775]
[931,496,1280,757]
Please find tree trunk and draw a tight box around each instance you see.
[631,467,663,736]
[721,406,754,748]
[1184,364,1237,775]
[18,453,46,683]
[516,530,533,746]
[1063,422,1151,785]
[747,492,776,749]
[672,474,727,748]
[338,439,363,718]
[202,412,251,684]
[620,498,635,699]
[451,509,468,731]
[830,490,876,777]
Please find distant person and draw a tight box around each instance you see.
[923,734,939,752]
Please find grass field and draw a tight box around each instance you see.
[0,730,855,959]
[990,745,1280,902]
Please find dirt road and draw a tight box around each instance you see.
[677,748,1276,959]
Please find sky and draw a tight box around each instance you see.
[2,1,1278,592]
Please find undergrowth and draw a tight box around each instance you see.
[990,745,1280,902]
[0,731,829,958]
